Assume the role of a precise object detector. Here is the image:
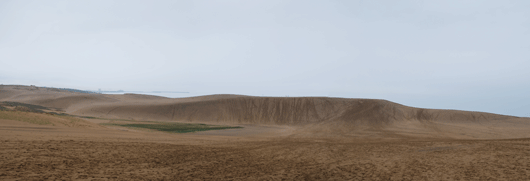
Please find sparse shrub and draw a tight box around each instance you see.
[14,106,33,112]
[2,102,48,113]
[102,122,243,133]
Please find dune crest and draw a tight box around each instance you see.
[1,85,529,139]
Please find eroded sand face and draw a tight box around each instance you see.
[1,85,530,180]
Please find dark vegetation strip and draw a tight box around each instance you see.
[79,116,98,119]
[39,86,99,94]
[1,101,49,111]
[55,88,99,94]
[102,123,243,133]
[0,101,243,133]
[0,102,133,121]
[1,102,69,115]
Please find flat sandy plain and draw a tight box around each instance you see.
[1,85,530,180]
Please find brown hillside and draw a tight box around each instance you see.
[1,85,529,139]
[77,97,518,125]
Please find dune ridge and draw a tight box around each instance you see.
[1,85,529,139]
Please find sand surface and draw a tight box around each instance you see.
[1,85,530,180]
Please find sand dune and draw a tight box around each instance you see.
[1,85,529,139]
[2,85,530,180]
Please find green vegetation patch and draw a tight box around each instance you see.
[1,101,49,113]
[103,122,243,133]
[79,116,98,119]
[0,110,54,125]
[46,112,71,116]
[1,101,49,110]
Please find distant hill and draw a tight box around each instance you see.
[2,84,530,140]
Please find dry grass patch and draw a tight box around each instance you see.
[0,110,98,128]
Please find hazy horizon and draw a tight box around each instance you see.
[1,0,529,117]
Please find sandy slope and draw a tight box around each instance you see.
[2,85,530,180]
[1,85,528,140]
[1,113,529,180]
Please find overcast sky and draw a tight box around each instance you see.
[1,0,529,117]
